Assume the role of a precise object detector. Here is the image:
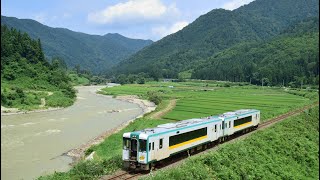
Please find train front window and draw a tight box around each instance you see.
[139,140,147,152]
[131,139,138,151]
[123,138,130,150]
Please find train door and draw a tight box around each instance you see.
[224,120,232,136]
[154,137,164,160]
[212,123,218,141]
[130,139,138,161]
[218,121,223,138]
[148,140,155,161]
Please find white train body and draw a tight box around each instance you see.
[123,109,260,170]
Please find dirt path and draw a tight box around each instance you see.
[149,99,177,119]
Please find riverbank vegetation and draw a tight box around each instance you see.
[1,25,76,110]
[68,66,107,86]
[38,81,317,179]
[143,106,319,180]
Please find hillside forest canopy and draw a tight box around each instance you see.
[1,25,76,109]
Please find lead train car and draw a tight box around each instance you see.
[122,109,260,170]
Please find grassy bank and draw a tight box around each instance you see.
[38,81,317,179]
[143,106,319,180]
[1,78,76,111]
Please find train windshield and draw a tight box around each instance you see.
[139,140,146,152]
[123,138,130,150]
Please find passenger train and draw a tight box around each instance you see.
[122,109,260,170]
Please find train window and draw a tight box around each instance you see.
[222,123,224,129]
[229,121,231,128]
[152,142,154,150]
[169,128,207,147]
[214,125,217,132]
[139,140,147,152]
[225,123,227,128]
[256,114,257,119]
[149,143,151,151]
[159,139,163,149]
[123,138,130,150]
[220,124,221,130]
[234,116,252,127]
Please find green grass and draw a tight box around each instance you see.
[1,73,77,110]
[142,106,319,180]
[68,73,90,86]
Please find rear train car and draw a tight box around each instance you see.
[122,109,260,170]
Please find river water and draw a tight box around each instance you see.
[1,85,143,180]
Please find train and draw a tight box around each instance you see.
[122,109,260,171]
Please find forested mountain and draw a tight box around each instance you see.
[113,0,319,79]
[1,16,153,73]
[1,25,76,109]
[191,17,319,87]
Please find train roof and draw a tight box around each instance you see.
[124,109,259,139]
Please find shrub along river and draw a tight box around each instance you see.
[1,85,143,180]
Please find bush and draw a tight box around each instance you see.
[147,91,163,105]
[69,160,105,177]
[137,77,145,84]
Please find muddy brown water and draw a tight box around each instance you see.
[1,85,143,180]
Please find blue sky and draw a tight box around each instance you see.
[1,0,254,41]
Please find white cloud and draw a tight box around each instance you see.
[88,0,179,24]
[223,0,254,10]
[152,21,189,38]
[63,13,71,18]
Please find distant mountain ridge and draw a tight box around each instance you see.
[1,16,153,73]
[191,17,319,86]
[113,0,319,78]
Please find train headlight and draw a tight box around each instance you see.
[139,156,145,160]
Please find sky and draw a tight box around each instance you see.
[1,0,254,41]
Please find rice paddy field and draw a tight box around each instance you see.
[101,81,317,122]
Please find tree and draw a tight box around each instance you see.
[116,74,128,85]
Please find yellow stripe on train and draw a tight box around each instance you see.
[234,122,252,129]
[169,135,208,150]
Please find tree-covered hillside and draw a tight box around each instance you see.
[112,0,319,79]
[1,25,76,110]
[191,17,319,87]
[1,16,153,73]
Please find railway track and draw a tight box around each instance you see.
[259,102,318,129]
[104,102,318,180]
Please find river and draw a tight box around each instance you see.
[1,85,143,180]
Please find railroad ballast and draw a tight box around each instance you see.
[122,109,260,170]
